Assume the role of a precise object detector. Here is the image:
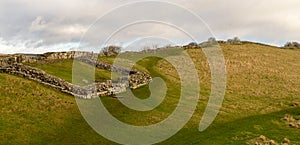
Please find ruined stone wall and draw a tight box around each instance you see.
[0,52,152,98]
[0,54,27,66]
[75,57,152,89]
[42,52,153,89]
[42,51,102,60]
[0,51,100,66]
[0,63,127,99]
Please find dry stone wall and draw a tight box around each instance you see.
[41,51,100,60]
[0,51,100,66]
[0,54,30,66]
[0,63,128,99]
[0,51,152,99]
[77,57,152,89]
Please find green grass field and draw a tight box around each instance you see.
[1,43,300,144]
[27,59,121,84]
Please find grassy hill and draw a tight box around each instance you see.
[1,42,300,144]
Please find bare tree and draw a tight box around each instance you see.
[233,36,240,42]
[188,42,198,46]
[284,41,300,49]
[227,36,241,44]
[208,37,216,43]
[141,46,151,53]
[102,45,121,56]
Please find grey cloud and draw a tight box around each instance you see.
[0,0,299,53]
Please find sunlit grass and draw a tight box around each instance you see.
[1,42,300,144]
[27,59,122,84]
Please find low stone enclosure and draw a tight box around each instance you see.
[0,52,152,99]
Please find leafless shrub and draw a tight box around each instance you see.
[227,36,242,44]
[283,41,300,49]
[102,45,121,56]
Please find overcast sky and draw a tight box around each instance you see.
[0,0,299,54]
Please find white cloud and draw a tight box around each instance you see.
[59,24,87,35]
[30,16,47,31]
[0,0,299,53]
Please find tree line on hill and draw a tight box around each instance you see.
[186,37,300,49]
[101,37,300,55]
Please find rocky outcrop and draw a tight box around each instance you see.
[247,135,290,145]
[281,114,300,129]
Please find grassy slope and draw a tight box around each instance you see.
[27,59,121,84]
[1,43,300,144]
[0,74,113,144]
[161,44,300,144]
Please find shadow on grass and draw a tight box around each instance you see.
[160,107,300,145]
[35,105,300,145]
